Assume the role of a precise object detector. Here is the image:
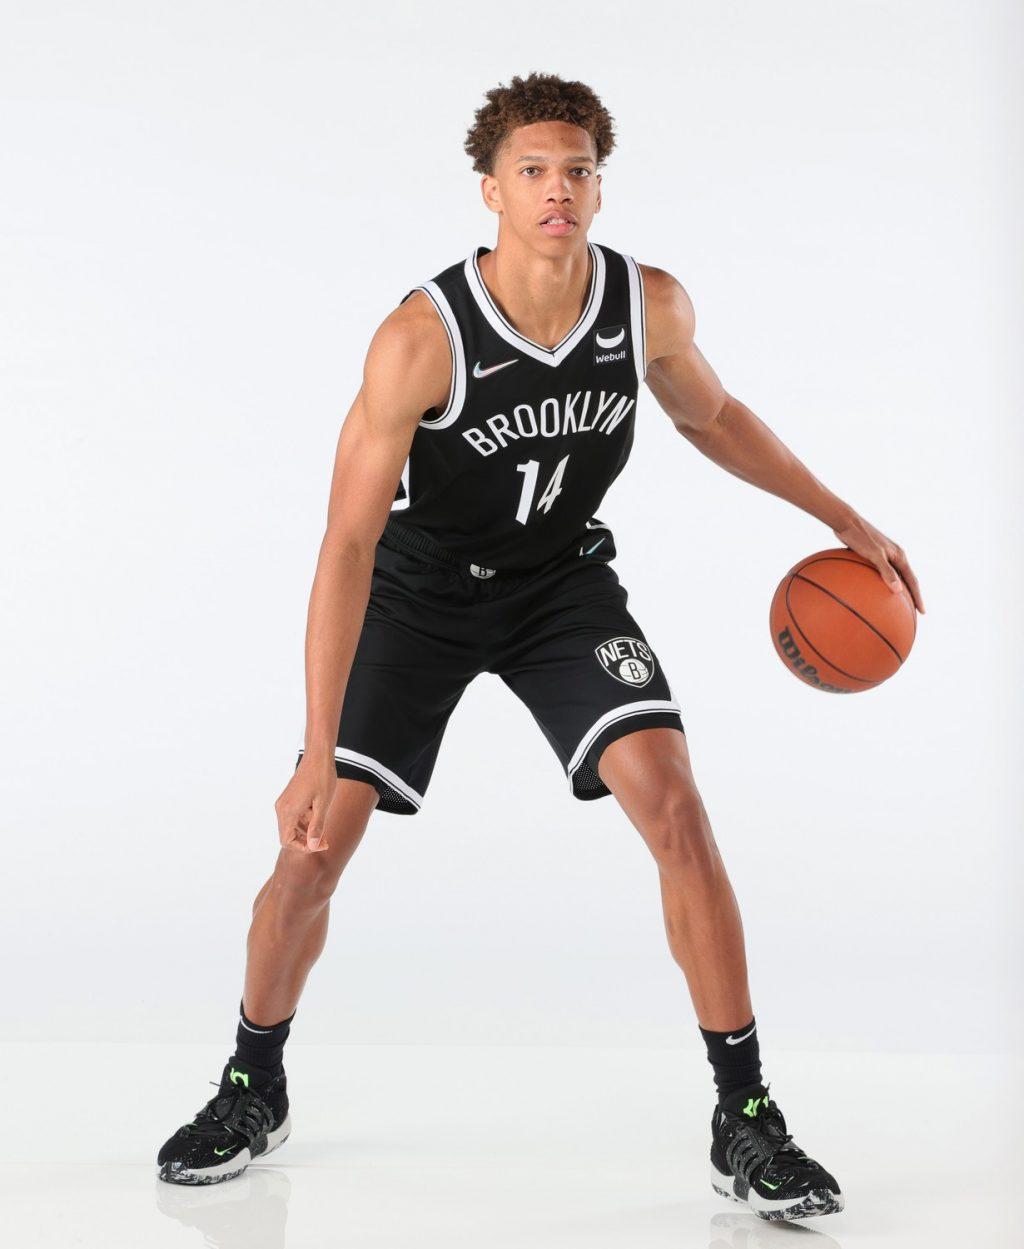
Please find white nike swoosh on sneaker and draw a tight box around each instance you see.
[473,359,517,379]
[725,1024,757,1045]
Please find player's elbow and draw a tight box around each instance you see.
[319,523,379,570]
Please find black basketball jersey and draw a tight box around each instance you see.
[390,240,646,571]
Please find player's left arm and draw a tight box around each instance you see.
[639,264,924,613]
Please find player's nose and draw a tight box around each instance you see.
[544,177,573,201]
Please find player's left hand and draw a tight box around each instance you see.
[833,514,925,613]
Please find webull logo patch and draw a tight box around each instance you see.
[594,325,628,365]
[595,636,655,687]
[776,627,851,694]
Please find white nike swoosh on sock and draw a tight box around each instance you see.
[238,1017,276,1034]
[725,1024,757,1045]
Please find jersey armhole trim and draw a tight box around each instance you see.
[410,281,467,430]
[622,254,647,385]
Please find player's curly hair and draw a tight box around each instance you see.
[464,72,616,175]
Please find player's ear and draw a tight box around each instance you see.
[480,174,501,215]
[595,172,602,214]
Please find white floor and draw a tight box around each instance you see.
[4,1044,1016,1248]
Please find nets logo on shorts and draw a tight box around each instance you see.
[595,636,656,687]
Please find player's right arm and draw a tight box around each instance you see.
[274,293,451,853]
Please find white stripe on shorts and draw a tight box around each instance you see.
[566,698,682,784]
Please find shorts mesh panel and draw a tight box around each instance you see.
[361,781,416,815]
[570,755,609,800]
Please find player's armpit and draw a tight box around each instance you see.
[322,297,451,557]
[639,264,726,437]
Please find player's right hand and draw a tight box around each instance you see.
[274,754,337,854]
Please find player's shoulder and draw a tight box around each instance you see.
[359,289,453,420]
[635,262,696,355]
[365,288,451,384]
[635,263,694,317]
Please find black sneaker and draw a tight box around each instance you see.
[157,1060,292,1185]
[710,1084,843,1221]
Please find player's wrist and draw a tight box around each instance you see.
[301,738,337,764]
[824,499,860,534]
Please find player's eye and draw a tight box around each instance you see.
[571,168,591,177]
[521,166,540,176]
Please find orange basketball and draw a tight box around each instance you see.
[769,548,917,693]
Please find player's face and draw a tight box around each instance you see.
[482,121,602,251]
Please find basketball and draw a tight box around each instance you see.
[769,548,917,693]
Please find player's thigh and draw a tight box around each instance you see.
[597,725,709,839]
[320,775,379,866]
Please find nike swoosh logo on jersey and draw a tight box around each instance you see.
[725,1024,757,1045]
[595,327,625,349]
[473,359,518,379]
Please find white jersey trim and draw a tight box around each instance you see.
[464,242,607,368]
[297,746,424,809]
[390,455,412,511]
[567,697,682,780]
[622,254,647,384]
[412,281,467,430]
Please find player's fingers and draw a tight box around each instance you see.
[306,798,327,852]
[275,801,304,849]
[868,548,902,594]
[891,550,925,613]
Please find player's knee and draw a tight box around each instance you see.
[644,786,716,877]
[271,851,340,911]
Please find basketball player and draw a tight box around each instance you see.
[158,73,923,1220]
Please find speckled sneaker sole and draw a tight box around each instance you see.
[157,1115,291,1186]
[711,1161,844,1221]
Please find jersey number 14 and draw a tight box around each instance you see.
[514,455,570,525]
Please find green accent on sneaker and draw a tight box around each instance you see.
[760,1177,782,1190]
[229,1068,249,1088]
[742,1096,762,1118]
[213,1144,237,1157]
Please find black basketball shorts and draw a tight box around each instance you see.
[295,517,685,815]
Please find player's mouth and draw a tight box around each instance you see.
[539,213,577,237]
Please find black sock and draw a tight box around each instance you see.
[230,999,295,1076]
[699,1016,763,1103]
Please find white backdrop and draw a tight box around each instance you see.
[2,1,1019,1063]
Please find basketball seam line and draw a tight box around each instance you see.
[796,554,918,647]
[784,580,875,684]
[791,572,905,664]
[798,555,870,568]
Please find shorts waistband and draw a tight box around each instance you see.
[380,516,578,580]
[381,517,465,569]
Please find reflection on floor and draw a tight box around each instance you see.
[4,1043,1016,1248]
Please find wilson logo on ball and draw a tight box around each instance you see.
[775,627,851,694]
[595,636,656,687]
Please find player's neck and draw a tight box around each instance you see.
[477,228,593,350]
